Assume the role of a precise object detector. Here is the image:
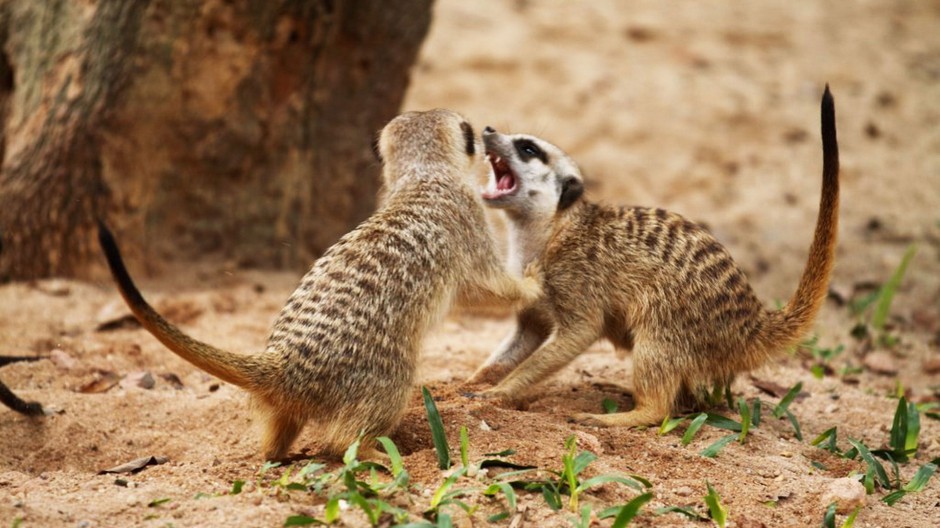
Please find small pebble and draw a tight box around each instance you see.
[864,351,899,375]
[820,477,866,513]
[674,486,694,497]
[50,349,80,371]
[121,371,155,390]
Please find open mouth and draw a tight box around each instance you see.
[481,152,518,201]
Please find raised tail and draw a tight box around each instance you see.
[97,222,269,389]
[758,85,840,351]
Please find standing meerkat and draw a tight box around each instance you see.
[99,108,541,460]
[468,87,839,428]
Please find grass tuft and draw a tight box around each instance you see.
[422,386,451,470]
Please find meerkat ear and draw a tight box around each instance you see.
[558,176,584,211]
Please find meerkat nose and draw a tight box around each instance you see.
[483,126,496,134]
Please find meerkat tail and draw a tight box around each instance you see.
[759,85,839,352]
[97,222,268,389]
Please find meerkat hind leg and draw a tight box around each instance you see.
[574,342,681,428]
[258,407,306,461]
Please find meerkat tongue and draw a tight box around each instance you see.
[497,172,515,191]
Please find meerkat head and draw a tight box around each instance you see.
[376,109,481,188]
[480,127,584,220]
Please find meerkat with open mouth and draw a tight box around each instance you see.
[469,87,839,428]
[100,109,541,460]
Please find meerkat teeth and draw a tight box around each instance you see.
[470,87,840,432]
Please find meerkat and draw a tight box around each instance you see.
[468,87,839,428]
[99,108,541,460]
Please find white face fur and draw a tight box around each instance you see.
[480,127,584,220]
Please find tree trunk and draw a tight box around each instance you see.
[0,0,433,280]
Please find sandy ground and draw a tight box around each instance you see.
[2,1,940,526]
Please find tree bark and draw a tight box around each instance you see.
[0,0,433,280]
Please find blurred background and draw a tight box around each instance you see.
[0,0,937,335]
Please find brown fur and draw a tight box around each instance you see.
[470,88,839,427]
[99,109,540,459]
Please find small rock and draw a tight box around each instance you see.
[922,356,940,374]
[121,371,155,390]
[479,419,492,431]
[49,348,80,371]
[675,486,694,497]
[824,404,839,414]
[864,351,899,375]
[820,477,866,513]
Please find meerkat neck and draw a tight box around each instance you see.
[505,212,553,276]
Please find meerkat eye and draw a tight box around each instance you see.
[513,138,548,164]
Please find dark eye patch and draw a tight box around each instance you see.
[513,138,548,164]
[460,121,475,156]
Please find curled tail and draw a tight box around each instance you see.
[98,222,269,389]
[758,85,840,351]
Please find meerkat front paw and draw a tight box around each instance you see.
[517,264,544,305]
[466,363,514,386]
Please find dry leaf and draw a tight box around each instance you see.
[98,455,169,475]
[78,370,121,394]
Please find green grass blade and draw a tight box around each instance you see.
[773,382,803,418]
[483,448,516,457]
[611,492,654,528]
[343,438,361,466]
[577,474,645,493]
[376,437,404,478]
[848,439,890,490]
[812,427,840,454]
[704,481,727,528]
[682,413,708,445]
[576,504,592,528]
[429,467,467,510]
[459,426,469,468]
[903,459,939,492]
[602,398,619,413]
[629,474,653,489]
[841,508,859,528]
[283,514,322,526]
[737,399,751,443]
[422,386,451,470]
[542,483,563,511]
[571,451,598,477]
[872,245,917,331]
[785,410,803,441]
[751,399,762,427]
[905,400,920,455]
[659,415,686,435]
[325,496,341,523]
[703,413,743,432]
[654,505,708,521]
[484,482,518,510]
[821,502,836,528]
[700,433,738,458]
[889,397,909,461]
[882,489,907,506]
